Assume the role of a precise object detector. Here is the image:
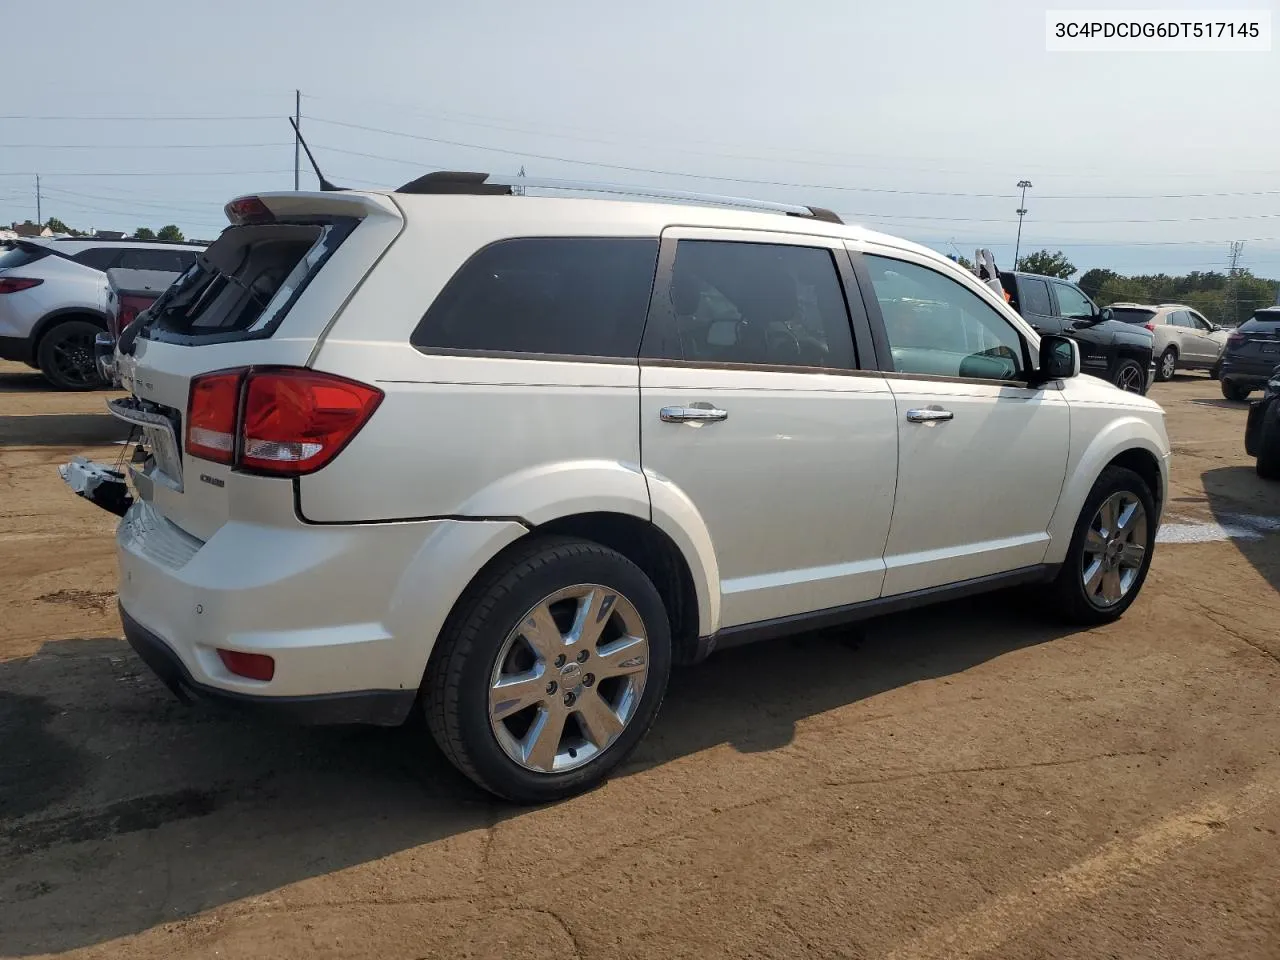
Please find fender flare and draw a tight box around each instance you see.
[1043,417,1169,565]
[387,461,722,675]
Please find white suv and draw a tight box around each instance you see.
[63,175,1171,803]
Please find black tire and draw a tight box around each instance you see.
[1222,379,1251,402]
[1256,401,1280,480]
[1045,466,1157,626]
[1155,347,1178,382]
[424,536,672,804]
[1113,358,1146,393]
[1208,361,1222,380]
[36,319,107,391]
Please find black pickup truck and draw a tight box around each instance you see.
[999,271,1155,394]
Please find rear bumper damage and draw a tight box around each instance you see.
[59,456,133,517]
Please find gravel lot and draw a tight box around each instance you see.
[1,360,1277,960]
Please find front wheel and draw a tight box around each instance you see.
[36,319,107,391]
[1222,380,1251,402]
[424,537,672,804]
[1155,348,1178,383]
[1045,466,1157,625]
[1113,359,1146,393]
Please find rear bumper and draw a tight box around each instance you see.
[120,604,416,725]
[1221,356,1280,387]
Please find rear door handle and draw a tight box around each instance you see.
[660,404,728,423]
[906,407,954,424]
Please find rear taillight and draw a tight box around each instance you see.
[1144,322,1155,332]
[217,648,275,682]
[1227,333,1246,348]
[0,277,43,294]
[224,196,274,225]
[185,367,382,477]
[186,370,244,464]
[118,293,155,329]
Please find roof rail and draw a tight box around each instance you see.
[393,171,844,224]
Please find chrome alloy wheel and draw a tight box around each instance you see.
[1160,351,1177,381]
[1081,491,1148,607]
[1116,363,1145,393]
[489,584,649,774]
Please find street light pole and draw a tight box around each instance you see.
[1014,179,1032,268]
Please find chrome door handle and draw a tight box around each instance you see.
[660,404,728,423]
[906,407,954,423]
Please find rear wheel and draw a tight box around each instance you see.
[1045,466,1156,625]
[1222,380,1251,402]
[36,319,106,391]
[1155,348,1178,382]
[425,536,672,804]
[1113,359,1146,393]
[1257,402,1280,480]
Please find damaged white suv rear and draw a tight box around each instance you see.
[64,174,1171,803]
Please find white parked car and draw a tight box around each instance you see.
[1108,302,1230,382]
[62,176,1171,803]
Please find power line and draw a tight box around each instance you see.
[0,114,278,121]
[3,142,291,149]
[0,169,292,177]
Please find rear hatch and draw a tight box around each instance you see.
[1225,311,1280,361]
[118,191,404,541]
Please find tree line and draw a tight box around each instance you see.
[953,248,1280,327]
[16,217,186,243]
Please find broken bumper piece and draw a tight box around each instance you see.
[59,456,133,517]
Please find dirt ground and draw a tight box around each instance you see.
[1,359,1277,960]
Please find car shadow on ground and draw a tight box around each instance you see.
[0,413,132,447]
[0,370,53,392]
[1203,464,1280,596]
[1188,397,1250,410]
[0,593,1073,955]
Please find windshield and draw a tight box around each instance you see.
[1110,307,1157,324]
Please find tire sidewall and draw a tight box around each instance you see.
[450,547,672,803]
[1114,359,1145,393]
[1062,467,1158,620]
[38,320,105,391]
[1157,348,1177,382]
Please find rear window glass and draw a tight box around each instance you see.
[145,222,347,342]
[412,237,660,359]
[0,244,51,271]
[1241,312,1280,332]
[1111,307,1157,324]
[116,248,199,273]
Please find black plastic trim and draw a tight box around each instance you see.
[397,171,512,195]
[290,476,533,528]
[0,334,28,363]
[120,604,417,726]
[411,346,636,365]
[692,564,1060,659]
[844,249,895,372]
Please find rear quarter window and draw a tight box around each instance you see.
[70,247,123,271]
[0,244,52,270]
[411,237,660,359]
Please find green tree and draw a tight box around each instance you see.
[949,254,974,271]
[1015,249,1076,279]
[44,216,82,236]
[133,227,156,240]
[1095,276,1153,307]
[156,224,184,242]
[1077,268,1117,299]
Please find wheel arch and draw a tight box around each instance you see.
[1044,420,1169,565]
[31,308,110,361]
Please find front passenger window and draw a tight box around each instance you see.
[864,255,1025,381]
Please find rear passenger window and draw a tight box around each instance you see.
[412,238,659,359]
[117,249,196,273]
[1019,277,1053,316]
[643,240,855,369]
[71,248,121,271]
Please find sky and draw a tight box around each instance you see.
[3,0,1279,278]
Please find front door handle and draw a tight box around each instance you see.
[660,404,728,424]
[906,407,954,424]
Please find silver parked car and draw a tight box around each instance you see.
[1108,303,1229,382]
[0,237,203,390]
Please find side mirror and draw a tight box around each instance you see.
[1211,324,1223,332]
[1034,334,1080,384]
[1098,306,1114,322]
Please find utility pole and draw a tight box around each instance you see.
[1226,240,1245,326]
[35,175,41,226]
[1013,179,1032,268]
[294,90,301,191]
